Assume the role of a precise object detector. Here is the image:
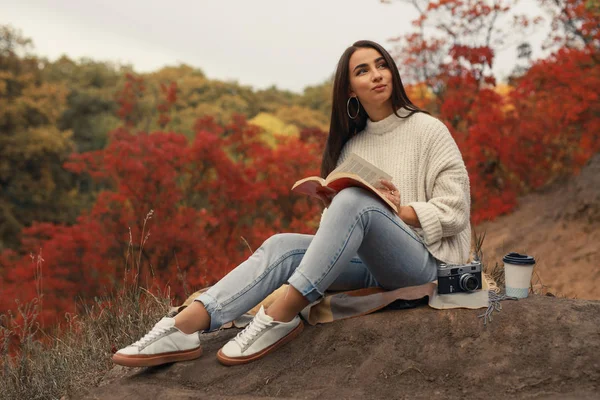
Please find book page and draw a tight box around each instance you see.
[329,153,392,187]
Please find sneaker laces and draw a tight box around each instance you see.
[132,324,172,348]
[233,316,270,349]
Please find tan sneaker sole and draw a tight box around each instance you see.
[216,320,304,366]
[112,346,203,367]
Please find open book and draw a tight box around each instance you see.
[291,153,398,212]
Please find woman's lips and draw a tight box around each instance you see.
[373,85,386,92]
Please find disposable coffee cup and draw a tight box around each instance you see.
[503,252,536,298]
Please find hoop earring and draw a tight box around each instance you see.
[347,96,360,119]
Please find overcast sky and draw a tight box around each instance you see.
[2,0,550,93]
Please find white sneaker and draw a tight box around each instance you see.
[217,305,303,366]
[112,317,202,367]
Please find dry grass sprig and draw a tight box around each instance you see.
[472,228,505,289]
[0,212,171,400]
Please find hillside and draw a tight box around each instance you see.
[477,153,600,300]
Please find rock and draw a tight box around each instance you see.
[80,295,600,400]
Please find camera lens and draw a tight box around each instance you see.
[459,273,479,292]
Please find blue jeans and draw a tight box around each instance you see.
[197,187,438,332]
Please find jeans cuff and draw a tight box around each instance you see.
[288,270,324,303]
[194,292,221,332]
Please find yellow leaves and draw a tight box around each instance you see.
[494,83,513,97]
[407,82,435,100]
[406,83,436,108]
[177,75,209,105]
[249,112,299,148]
[494,83,516,114]
[0,60,70,130]
[249,112,299,136]
[151,64,205,82]
[275,105,329,131]
[6,127,73,161]
[19,82,69,123]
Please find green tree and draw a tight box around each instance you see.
[0,26,77,250]
[275,105,329,131]
[298,80,333,116]
[43,56,123,152]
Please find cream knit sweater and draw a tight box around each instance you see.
[325,108,472,265]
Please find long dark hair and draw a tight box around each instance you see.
[320,40,427,177]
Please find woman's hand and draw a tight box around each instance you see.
[377,179,421,227]
[377,179,401,211]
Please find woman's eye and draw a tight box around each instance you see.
[378,63,387,69]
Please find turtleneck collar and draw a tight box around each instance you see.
[364,107,411,136]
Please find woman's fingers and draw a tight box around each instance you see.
[377,179,401,207]
[377,179,398,194]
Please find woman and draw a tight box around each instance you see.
[112,40,471,367]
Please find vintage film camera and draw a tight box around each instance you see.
[437,260,482,294]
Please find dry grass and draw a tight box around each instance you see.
[472,228,565,298]
[472,229,505,289]
[0,284,170,400]
[0,210,173,400]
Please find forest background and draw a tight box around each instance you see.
[0,0,599,331]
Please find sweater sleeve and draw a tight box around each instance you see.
[406,123,471,246]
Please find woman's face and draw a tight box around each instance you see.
[348,47,393,106]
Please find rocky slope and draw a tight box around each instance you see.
[80,296,599,400]
[477,153,600,300]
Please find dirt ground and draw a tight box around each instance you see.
[80,295,599,400]
[477,153,600,300]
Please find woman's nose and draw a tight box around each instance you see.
[372,69,382,81]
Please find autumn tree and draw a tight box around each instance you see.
[298,80,333,117]
[539,0,600,60]
[0,26,78,251]
[43,55,124,153]
[383,0,530,220]
[383,0,599,222]
[0,74,327,327]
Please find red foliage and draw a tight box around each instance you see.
[1,110,325,327]
[157,82,177,128]
[2,0,599,329]
[115,73,146,128]
[507,47,600,183]
[391,0,599,224]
